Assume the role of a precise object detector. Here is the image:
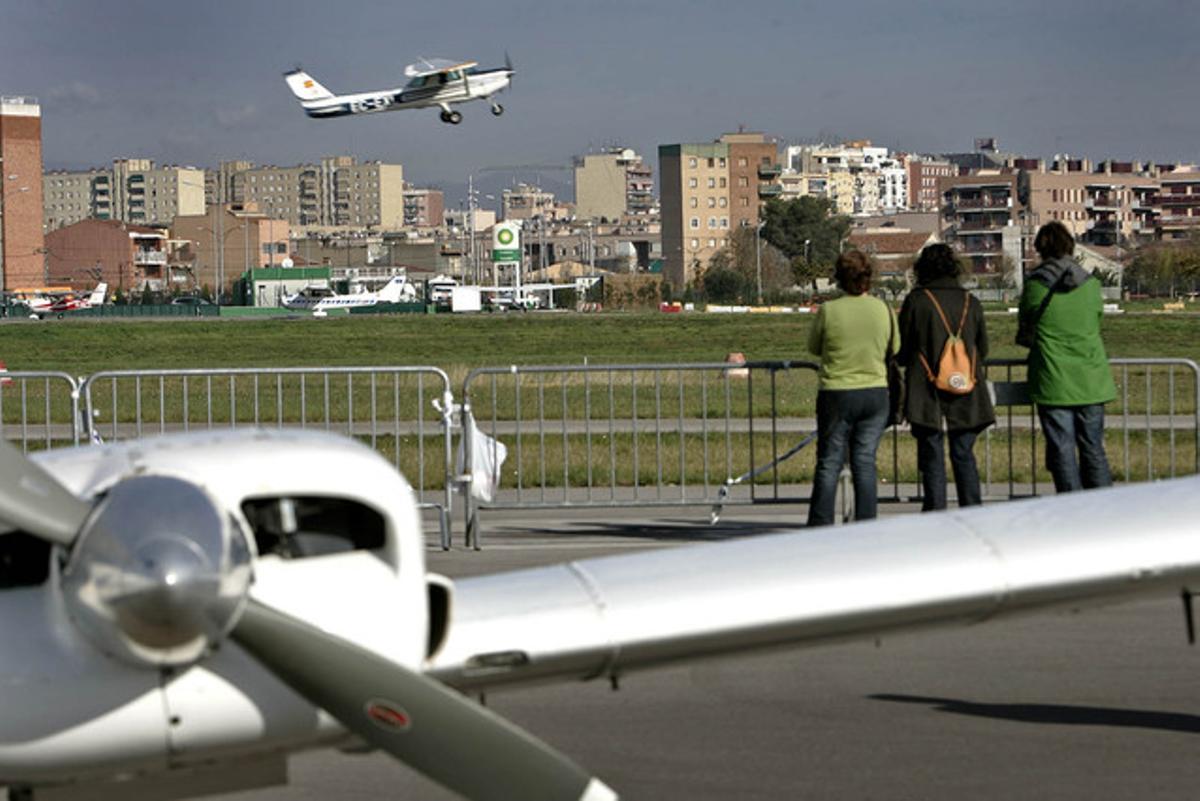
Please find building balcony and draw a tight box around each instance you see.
[758,183,783,197]
[1085,196,1119,210]
[1150,194,1199,207]
[134,249,168,266]
[1159,215,1200,227]
[953,219,1008,232]
[950,196,1011,210]
[757,164,782,178]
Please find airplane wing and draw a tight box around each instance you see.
[427,477,1200,691]
[404,57,477,77]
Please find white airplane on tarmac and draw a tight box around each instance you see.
[281,275,418,315]
[284,56,514,125]
[1,428,1199,800]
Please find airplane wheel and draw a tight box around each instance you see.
[491,104,504,116]
[448,111,463,125]
[440,110,453,123]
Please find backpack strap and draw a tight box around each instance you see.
[921,289,955,336]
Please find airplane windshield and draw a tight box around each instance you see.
[241,495,386,559]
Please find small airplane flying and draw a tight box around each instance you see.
[284,56,514,125]
[1,428,1199,800]
[281,275,418,315]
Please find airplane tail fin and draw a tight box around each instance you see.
[377,276,412,303]
[88,283,107,306]
[284,69,334,102]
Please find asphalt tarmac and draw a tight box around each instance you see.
[206,504,1200,801]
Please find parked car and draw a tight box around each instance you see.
[171,296,214,306]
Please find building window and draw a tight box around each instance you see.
[738,177,749,188]
[707,158,714,168]
[689,158,698,168]
[719,158,726,168]
[690,238,699,249]
[707,178,715,189]
[690,217,700,229]
[721,217,729,228]
[719,197,727,208]
[738,158,748,167]
[707,197,716,208]
[740,197,749,207]
[719,178,727,188]
[708,217,717,228]
[690,197,698,208]
[689,178,698,188]
[708,238,716,247]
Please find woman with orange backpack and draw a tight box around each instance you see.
[898,244,995,511]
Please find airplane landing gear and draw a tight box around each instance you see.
[440,110,462,125]
[491,103,504,116]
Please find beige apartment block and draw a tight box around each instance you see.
[172,203,289,298]
[227,156,405,231]
[44,159,204,231]
[659,133,780,288]
[574,147,654,222]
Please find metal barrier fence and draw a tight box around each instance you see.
[79,367,456,548]
[0,371,83,451]
[460,361,822,548]
[461,357,1200,548]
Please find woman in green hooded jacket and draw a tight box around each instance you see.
[1017,221,1116,492]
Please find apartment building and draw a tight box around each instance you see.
[907,156,957,211]
[574,147,655,222]
[938,171,1023,274]
[45,218,169,292]
[228,156,405,230]
[0,95,46,289]
[781,142,907,216]
[502,183,568,221]
[659,132,782,288]
[43,159,205,231]
[402,186,444,229]
[172,203,289,298]
[1157,166,1200,241]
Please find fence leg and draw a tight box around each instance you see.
[438,506,451,551]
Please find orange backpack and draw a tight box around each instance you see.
[917,289,976,395]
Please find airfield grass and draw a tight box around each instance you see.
[3,311,1197,489]
[3,310,1200,375]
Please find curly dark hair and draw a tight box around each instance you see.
[834,250,874,295]
[1034,221,1076,260]
[913,243,961,285]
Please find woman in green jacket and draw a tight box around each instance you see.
[1018,221,1116,492]
[806,250,898,526]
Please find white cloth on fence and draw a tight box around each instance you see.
[456,412,507,502]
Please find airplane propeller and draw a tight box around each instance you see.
[0,438,615,801]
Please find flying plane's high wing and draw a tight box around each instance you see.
[404,57,478,77]
[427,478,1200,691]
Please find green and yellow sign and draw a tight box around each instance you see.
[492,223,522,262]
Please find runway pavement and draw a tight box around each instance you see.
[207,502,1200,801]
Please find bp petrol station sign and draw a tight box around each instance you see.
[492,223,522,263]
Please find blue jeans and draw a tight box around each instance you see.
[807,388,889,527]
[1038,404,1112,493]
[911,424,984,511]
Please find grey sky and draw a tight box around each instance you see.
[4,0,1199,200]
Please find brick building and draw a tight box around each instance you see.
[44,218,168,293]
[0,96,46,289]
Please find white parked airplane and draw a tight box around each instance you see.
[0,429,1198,800]
[282,275,418,314]
[284,56,514,125]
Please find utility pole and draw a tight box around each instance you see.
[755,221,765,305]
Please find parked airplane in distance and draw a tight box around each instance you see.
[18,283,108,318]
[284,55,514,125]
[282,275,419,315]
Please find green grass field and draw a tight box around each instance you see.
[3,310,1198,375]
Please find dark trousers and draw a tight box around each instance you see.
[911,423,984,511]
[807,388,889,527]
[1038,403,1112,492]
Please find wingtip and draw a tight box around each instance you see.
[580,778,618,801]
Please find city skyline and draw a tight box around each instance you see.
[4,0,1199,200]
